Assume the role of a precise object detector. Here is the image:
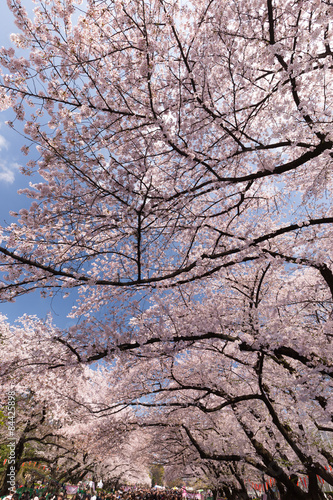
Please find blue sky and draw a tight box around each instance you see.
[0,3,77,329]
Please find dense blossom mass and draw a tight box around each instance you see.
[0,0,332,499]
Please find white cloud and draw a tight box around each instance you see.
[0,134,9,151]
[0,161,20,183]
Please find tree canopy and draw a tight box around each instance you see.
[0,0,332,498]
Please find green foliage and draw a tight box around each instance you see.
[149,464,164,487]
[0,410,6,427]
[0,443,9,475]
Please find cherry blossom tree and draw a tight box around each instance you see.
[1,259,332,498]
[87,262,332,499]
[0,0,333,497]
[0,0,332,304]
[0,313,152,492]
[0,387,98,495]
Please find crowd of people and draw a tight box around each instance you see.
[3,485,333,500]
[3,487,184,500]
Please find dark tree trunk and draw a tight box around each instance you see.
[0,431,28,496]
[308,469,326,500]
